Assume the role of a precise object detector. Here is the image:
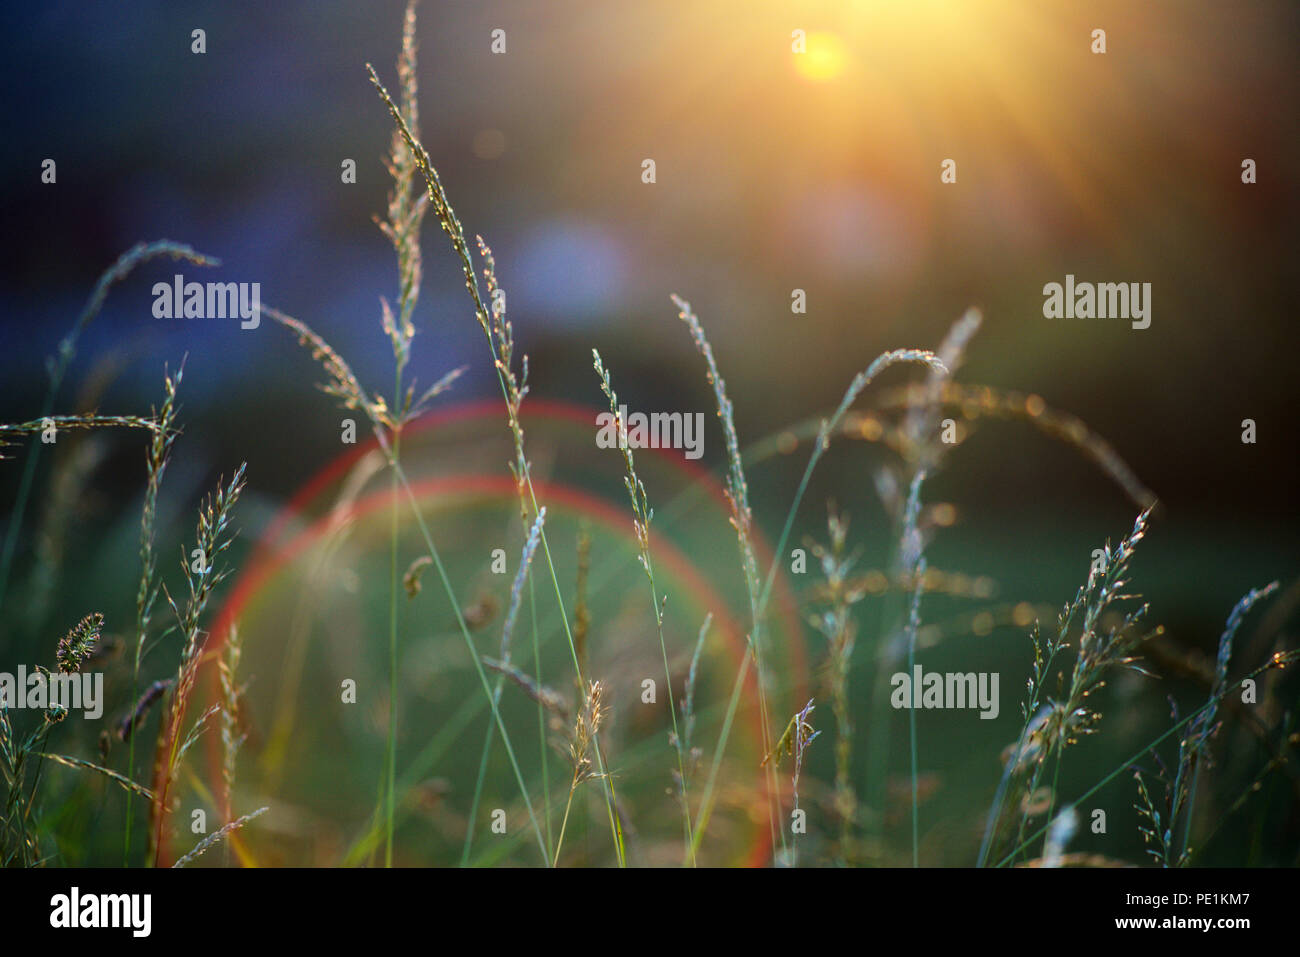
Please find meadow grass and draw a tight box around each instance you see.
[1,0,1296,869]
[593,349,696,862]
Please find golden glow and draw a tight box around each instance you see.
[793,31,849,82]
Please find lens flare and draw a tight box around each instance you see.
[177,400,809,866]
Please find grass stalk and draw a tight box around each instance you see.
[123,364,182,866]
[592,349,695,863]
[994,650,1297,867]
[368,66,624,861]
[684,341,942,863]
[0,242,217,617]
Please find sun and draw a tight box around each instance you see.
[793,31,849,82]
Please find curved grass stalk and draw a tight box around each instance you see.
[264,298,549,863]
[900,469,928,867]
[686,345,943,864]
[369,65,624,863]
[461,509,546,866]
[592,350,695,862]
[359,345,1148,857]
[992,650,1298,867]
[124,365,183,865]
[388,454,549,862]
[0,241,218,617]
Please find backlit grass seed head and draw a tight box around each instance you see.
[368,61,496,346]
[870,382,1155,510]
[0,415,164,459]
[375,0,427,377]
[476,236,529,492]
[501,508,546,663]
[1003,704,1053,770]
[672,294,759,591]
[1060,507,1157,725]
[902,308,981,467]
[56,612,103,673]
[136,365,182,629]
[218,625,246,816]
[166,465,248,710]
[763,699,822,772]
[807,507,864,841]
[792,698,821,793]
[677,613,712,774]
[980,507,1160,868]
[262,305,388,426]
[592,349,654,570]
[570,680,607,783]
[172,807,268,869]
[1132,769,1167,863]
[822,350,948,456]
[1192,582,1280,749]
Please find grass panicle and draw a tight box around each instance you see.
[807,507,866,862]
[4,6,1297,876]
[672,293,783,857]
[150,465,248,866]
[1133,581,1279,867]
[124,363,183,863]
[218,624,247,824]
[677,614,712,795]
[370,48,626,865]
[685,308,945,863]
[593,349,697,859]
[2,610,108,864]
[172,806,268,868]
[980,506,1158,866]
[462,507,546,866]
[554,679,608,866]
[0,241,218,614]
[54,613,102,674]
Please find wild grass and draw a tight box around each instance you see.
[1133,582,1280,867]
[683,324,945,864]
[462,507,546,865]
[2,1,1296,870]
[762,697,820,865]
[3,613,110,865]
[807,508,865,863]
[0,235,252,868]
[977,507,1158,866]
[365,6,626,863]
[554,678,608,865]
[123,362,182,864]
[593,349,696,861]
[148,465,248,866]
[0,241,218,616]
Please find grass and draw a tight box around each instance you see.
[1,0,1296,869]
[593,348,696,862]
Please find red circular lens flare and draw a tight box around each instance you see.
[165,400,807,867]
